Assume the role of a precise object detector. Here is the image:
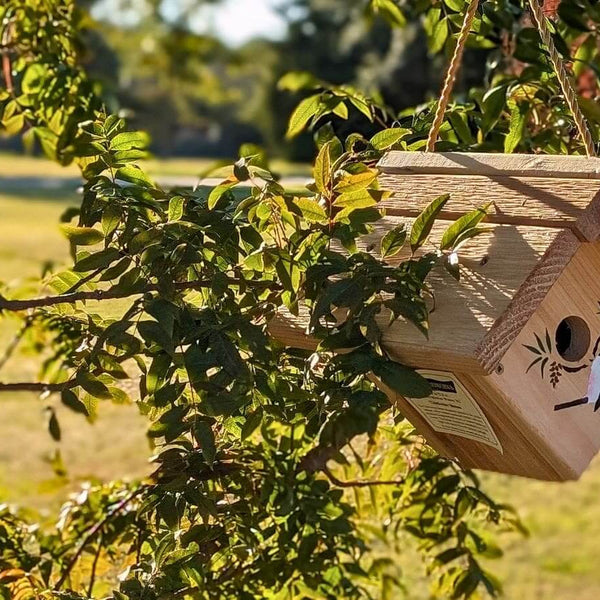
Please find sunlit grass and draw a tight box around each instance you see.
[0,192,149,512]
[0,151,311,181]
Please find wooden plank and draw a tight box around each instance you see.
[379,151,600,179]
[378,172,600,229]
[270,216,562,374]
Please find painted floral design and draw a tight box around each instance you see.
[524,329,592,389]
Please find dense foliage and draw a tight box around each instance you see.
[2,0,599,598]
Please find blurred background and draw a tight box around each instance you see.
[2,1,600,599]
[0,0,486,162]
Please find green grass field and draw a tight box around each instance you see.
[2,153,600,598]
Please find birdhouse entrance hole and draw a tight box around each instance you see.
[555,316,591,363]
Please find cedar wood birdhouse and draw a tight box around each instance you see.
[271,151,600,482]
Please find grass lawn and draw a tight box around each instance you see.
[2,152,600,598]
[0,188,149,512]
[0,151,311,181]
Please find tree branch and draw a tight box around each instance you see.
[87,531,103,598]
[0,316,33,373]
[0,277,275,312]
[0,380,76,393]
[323,466,406,488]
[54,486,146,591]
[1,51,13,94]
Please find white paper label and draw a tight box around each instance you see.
[407,370,503,454]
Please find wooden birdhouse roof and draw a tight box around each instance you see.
[270,151,600,377]
[376,151,600,374]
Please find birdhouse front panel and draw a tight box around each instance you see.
[479,240,600,479]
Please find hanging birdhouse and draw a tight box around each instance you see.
[271,151,600,481]
[375,151,600,481]
[272,0,600,481]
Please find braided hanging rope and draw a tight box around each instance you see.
[426,0,596,157]
[527,0,596,157]
[426,0,481,152]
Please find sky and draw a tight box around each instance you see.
[190,0,288,46]
[92,0,288,46]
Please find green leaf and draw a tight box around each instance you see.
[60,225,104,246]
[333,189,382,208]
[47,408,61,442]
[211,332,245,377]
[380,224,407,258]
[147,353,172,394]
[440,204,491,250]
[334,169,378,193]
[453,226,494,250]
[429,17,449,54]
[278,71,319,92]
[138,320,174,354]
[61,390,89,416]
[504,102,529,153]
[293,197,328,223]
[194,421,216,464]
[372,0,407,27]
[208,181,236,210]
[286,94,322,139]
[168,196,186,221]
[241,409,263,440]
[102,204,122,237]
[110,131,149,151]
[410,194,450,252]
[481,85,507,137]
[49,448,67,477]
[385,296,429,337]
[311,278,362,329]
[115,165,154,187]
[74,248,121,272]
[372,360,431,398]
[22,63,47,94]
[314,140,334,193]
[370,128,410,150]
[100,257,131,281]
[76,371,112,400]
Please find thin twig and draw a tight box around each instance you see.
[323,466,405,488]
[0,316,33,373]
[0,277,274,312]
[54,487,146,591]
[87,531,103,598]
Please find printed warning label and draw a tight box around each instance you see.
[406,370,503,454]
